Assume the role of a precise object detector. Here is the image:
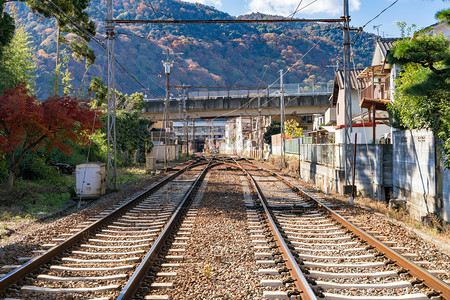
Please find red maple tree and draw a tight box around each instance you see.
[0,83,102,186]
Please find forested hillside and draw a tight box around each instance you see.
[12,0,376,97]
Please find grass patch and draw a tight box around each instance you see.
[356,196,449,244]
[0,175,75,219]
[116,166,149,186]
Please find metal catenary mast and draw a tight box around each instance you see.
[106,0,117,190]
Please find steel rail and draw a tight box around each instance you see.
[117,159,218,299]
[233,159,318,300]
[252,163,450,299]
[0,160,206,293]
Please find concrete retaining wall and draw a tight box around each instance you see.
[260,129,449,223]
[392,130,449,222]
[281,144,388,201]
[149,145,178,162]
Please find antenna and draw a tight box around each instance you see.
[373,24,382,39]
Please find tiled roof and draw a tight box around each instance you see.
[376,38,401,59]
[335,69,365,90]
[330,69,368,105]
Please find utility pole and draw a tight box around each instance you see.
[106,0,117,190]
[161,49,173,170]
[280,70,285,170]
[234,118,237,155]
[210,119,214,152]
[343,0,354,198]
[182,85,188,157]
[258,96,263,160]
[192,119,195,154]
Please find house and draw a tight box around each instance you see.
[355,38,402,143]
[222,116,270,156]
[430,21,450,39]
[328,69,366,128]
[172,119,227,152]
[326,38,402,144]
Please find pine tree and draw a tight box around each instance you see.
[388,8,450,168]
[0,5,37,94]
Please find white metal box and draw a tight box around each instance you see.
[75,163,106,199]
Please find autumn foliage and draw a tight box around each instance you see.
[0,83,102,185]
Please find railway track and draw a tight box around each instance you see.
[0,155,448,299]
[236,158,450,300]
[0,158,213,299]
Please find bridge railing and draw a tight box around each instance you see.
[187,84,331,100]
[144,84,332,101]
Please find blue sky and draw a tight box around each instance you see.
[182,0,449,37]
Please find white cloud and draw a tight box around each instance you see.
[247,0,360,16]
[182,0,223,8]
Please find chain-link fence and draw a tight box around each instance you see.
[285,138,344,169]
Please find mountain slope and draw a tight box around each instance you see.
[13,0,376,97]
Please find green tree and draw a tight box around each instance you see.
[284,119,304,138]
[388,9,450,168]
[1,1,95,65]
[0,5,36,94]
[88,77,108,106]
[0,0,15,59]
[263,121,280,145]
[25,0,96,67]
[388,33,449,95]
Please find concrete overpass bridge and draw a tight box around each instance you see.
[143,90,331,122]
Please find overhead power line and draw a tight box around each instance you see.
[351,0,399,43]
[39,0,160,98]
[111,18,343,24]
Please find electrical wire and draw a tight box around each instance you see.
[203,3,340,122]
[114,38,165,92]
[39,0,161,98]
[255,0,320,89]
[351,0,399,43]
[144,0,188,85]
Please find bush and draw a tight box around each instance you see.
[0,154,8,182]
[18,153,60,183]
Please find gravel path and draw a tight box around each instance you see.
[141,166,287,299]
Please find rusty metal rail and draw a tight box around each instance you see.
[253,163,450,300]
[117,160,217,299]
[0,159,207,294]
[233,159,318,300]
